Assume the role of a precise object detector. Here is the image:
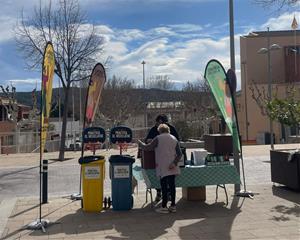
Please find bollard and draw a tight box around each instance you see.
[42,159,48,204]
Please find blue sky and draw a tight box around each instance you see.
[0,0,299,92]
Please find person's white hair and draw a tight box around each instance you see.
[157,124,170,134]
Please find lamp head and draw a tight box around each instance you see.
[258,48,268,54]
[270,44,281,50]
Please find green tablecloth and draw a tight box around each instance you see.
[142,165,240,189]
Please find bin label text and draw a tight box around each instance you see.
[114,165,130,178]
[85,166,100,179]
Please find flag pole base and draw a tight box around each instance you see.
[235,190,254,199]
[71,193,82,200]
[26,219,50,233]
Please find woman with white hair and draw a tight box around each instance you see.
[139,123,182,213]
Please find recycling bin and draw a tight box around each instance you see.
[79,155,105,212]
[109,155,135,210]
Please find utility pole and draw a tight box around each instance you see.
[267,27,274,150]
[229,0,240,193]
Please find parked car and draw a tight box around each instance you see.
[66,139,82,151]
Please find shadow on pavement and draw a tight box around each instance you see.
[18,197,243,240]
[0,166,38,179]
[272,185,300,204]
[48,158,74,162]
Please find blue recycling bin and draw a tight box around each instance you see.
[109,155,135,210]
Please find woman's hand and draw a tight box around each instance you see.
[169,162,176,169]
[138,140,144,149]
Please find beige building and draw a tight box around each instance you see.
[237,30,300,144]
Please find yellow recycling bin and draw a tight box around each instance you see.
[79,155,105,212]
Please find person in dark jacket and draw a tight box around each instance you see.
[145,114,179,142]
[145,114,180,202]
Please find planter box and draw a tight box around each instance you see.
[270,149,300,190]
[204,134,233,155]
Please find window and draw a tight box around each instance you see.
[284,46,300,83]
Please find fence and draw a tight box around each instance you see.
[0,127,150,154]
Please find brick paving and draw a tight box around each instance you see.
[0,144,299,240]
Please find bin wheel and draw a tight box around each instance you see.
[131,196,134,209]
[107,197,111,208]
[104,197,107,209]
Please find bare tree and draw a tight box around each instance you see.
[15,0,105,160]
[181,80,218,138]
[97,76,144,127]
[0,85,18,123]
[249,80,271,116]
[254,0,299,9]
[147,75,174,90]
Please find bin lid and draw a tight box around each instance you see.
[109,154,135,163]
[78,155,105,164]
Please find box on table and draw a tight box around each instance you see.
[204,134,233,155]
[182,186,206,201]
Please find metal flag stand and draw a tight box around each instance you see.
[26,146,50,232]
[227,69,254,199]
[71,63,106,201]
[70,82,89,201]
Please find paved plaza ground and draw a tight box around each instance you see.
[0,144,299,239]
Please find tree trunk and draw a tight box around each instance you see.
[59,86,70,160]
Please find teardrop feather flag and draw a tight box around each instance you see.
[204,59,241,152]
[41,42,55,156]
[84,63,106,127]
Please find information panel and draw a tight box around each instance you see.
[110,126,132,144]
[83,127,106,143]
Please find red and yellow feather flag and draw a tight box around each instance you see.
[41,42,55,155]
[84,63,106,127]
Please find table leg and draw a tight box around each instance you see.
[215,184,228,205]
[215,185,219,202]
[146,188,154,207]
[150,189,153,208]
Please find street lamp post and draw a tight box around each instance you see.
[142,60,146,88]
[141,60,147,128]
[258,27,281,150]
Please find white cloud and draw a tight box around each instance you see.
[5,1,299,93]
[260,11,300,31]
[0,16,16,43]
[99,25,235,86]
[8,78,41,85]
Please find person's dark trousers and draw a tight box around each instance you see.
[160,175,176,208]
[156,188,170,201]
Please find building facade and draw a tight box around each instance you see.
[237,30,300,144]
